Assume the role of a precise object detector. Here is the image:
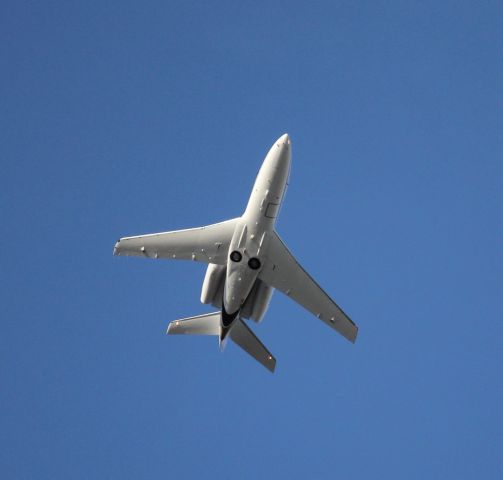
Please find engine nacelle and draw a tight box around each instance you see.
[240,279,274,323]
[200,263,226,307]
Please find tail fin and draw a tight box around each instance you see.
[167,312,221,335]
[167,313,276,373]
[230,319,276,373]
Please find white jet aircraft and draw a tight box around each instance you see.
[114,134,358,372]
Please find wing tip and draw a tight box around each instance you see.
[268,358,277,373]
[349,325,359,343]
[113,239,121,256]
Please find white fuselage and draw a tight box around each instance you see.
[116,132,357,369]
[222,134,291,323]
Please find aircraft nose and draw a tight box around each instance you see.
[275,133,291,172]
[278,133,290,146]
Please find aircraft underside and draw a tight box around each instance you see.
[114,134,358,372]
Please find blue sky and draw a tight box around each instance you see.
[1,1,502,478]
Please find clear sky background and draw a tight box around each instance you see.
[1,1,502,478]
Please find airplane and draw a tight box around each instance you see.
[113,134,358,372]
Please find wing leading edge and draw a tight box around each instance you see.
[114,218,238,265]
[259,232,358,343]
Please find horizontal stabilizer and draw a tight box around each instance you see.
[167,313,276,372]
[230,319,276,373]
[167,312,221,335]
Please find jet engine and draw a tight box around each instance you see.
[240,279,274,323]
[200,263,226,308]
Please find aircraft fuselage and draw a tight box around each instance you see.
[222,134,291,330]
[114,132,357,371]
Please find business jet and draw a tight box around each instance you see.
[114,134,358,372]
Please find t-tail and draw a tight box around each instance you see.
[167,312,276,372]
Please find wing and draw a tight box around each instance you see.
[259,232,358,343]
[113,218,238,265]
